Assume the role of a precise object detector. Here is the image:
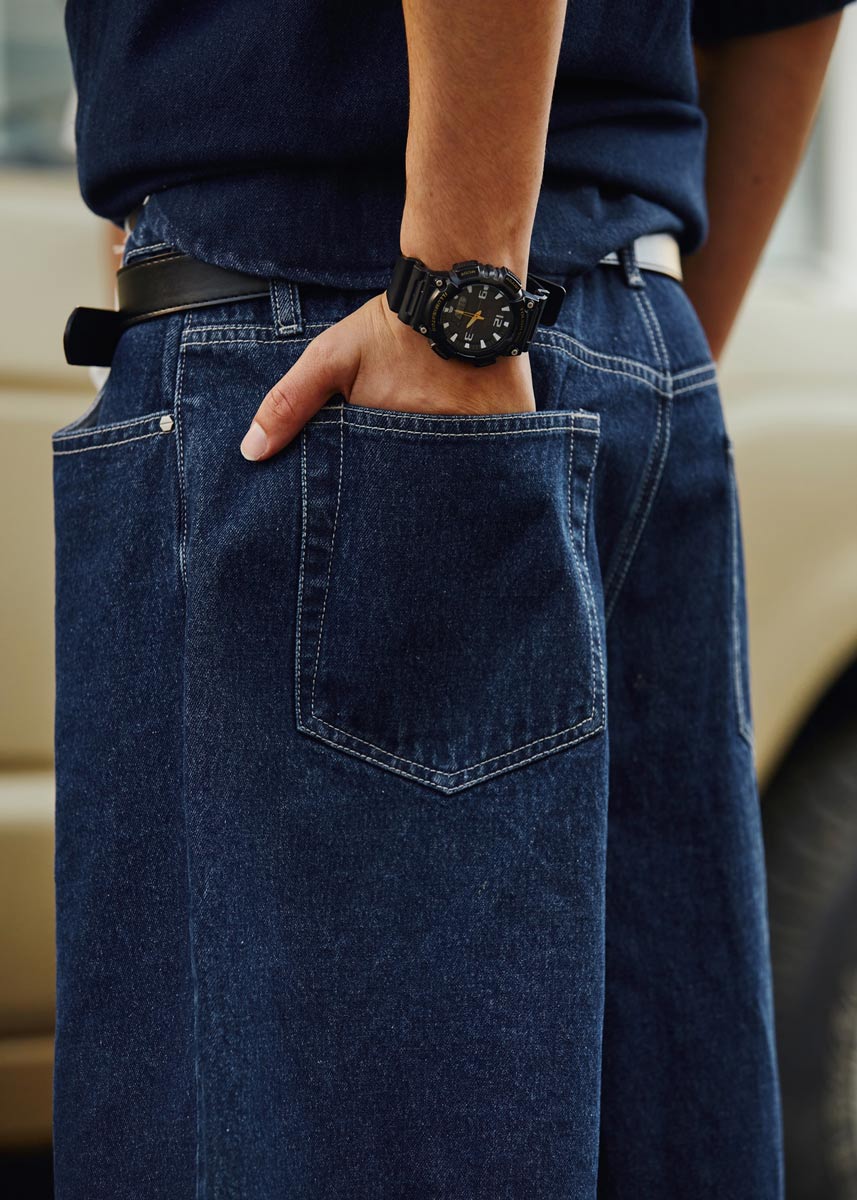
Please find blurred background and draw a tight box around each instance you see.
[0,1,856,1196]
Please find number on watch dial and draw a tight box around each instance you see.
[439,284,515,356]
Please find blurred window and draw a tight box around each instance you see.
[764,134,823,272]
[0,0,75,166]
[763,7,857,282]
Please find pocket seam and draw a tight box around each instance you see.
[52,411,174,455]
[52,427,174,456]
[52,409,173,441]
[309,422,595,440]
[311,403,599,437]
[296,407,605,792]
[603,393,673,625]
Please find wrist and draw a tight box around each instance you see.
[399,210,532,284]
[386,246,564,369]
[369,293,536,413]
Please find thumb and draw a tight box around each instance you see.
[240,325,358,461]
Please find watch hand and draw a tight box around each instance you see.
[466,309,484,329]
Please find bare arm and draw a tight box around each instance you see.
[683,12,843,361]
[241,1,568,461]
[399,1,567,286]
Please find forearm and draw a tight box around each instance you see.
[399,0,568,282]
[683,12,842,361]
[243,1,568,458]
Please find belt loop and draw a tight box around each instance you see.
[619,242,645,289]
[269,279,303,336]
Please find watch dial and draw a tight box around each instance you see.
[439,283,516,357]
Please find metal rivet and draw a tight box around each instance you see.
[435,278,444,287]
[419,326,428,334]
[159,414,174,432]
[526,301,534,309]
[510,348,519,355]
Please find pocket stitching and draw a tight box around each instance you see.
[297,411,605,790]
[576,420,605,722]
[309,422,594,439]
[52,425,173,456]
[309,405,346,724]
[320,402,600,426]
[311,404,599,436]
[602,393,672,625]
[52,410,173,442]
[312,422,601,774]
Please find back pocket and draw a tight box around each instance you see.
[296,402,604,793]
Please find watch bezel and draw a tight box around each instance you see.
[425,263,529,365]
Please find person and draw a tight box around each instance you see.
[53,2,850,1197]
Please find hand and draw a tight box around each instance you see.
[239,293,536,461]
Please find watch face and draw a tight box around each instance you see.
[438,282,517,358]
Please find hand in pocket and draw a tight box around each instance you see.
[240,293,537,462]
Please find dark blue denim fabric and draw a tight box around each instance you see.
[52,217,784,1197]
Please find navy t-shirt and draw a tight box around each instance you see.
[65,0,850,289]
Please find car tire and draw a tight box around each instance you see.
[763,714,857,1200]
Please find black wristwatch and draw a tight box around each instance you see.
[386,254,566,367]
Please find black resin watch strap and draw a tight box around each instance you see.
[386,255,432,327]
[387,255,565,331]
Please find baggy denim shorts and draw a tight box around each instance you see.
[51,220,784,1199]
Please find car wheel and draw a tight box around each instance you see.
[763,714,857,1200]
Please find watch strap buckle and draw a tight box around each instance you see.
[526,273,566,327]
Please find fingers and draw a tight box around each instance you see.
[240,325,358,461]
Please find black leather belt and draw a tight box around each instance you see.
[64,232,684,368]
[63,250,271,367]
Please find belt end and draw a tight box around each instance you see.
[63,307,124,367]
